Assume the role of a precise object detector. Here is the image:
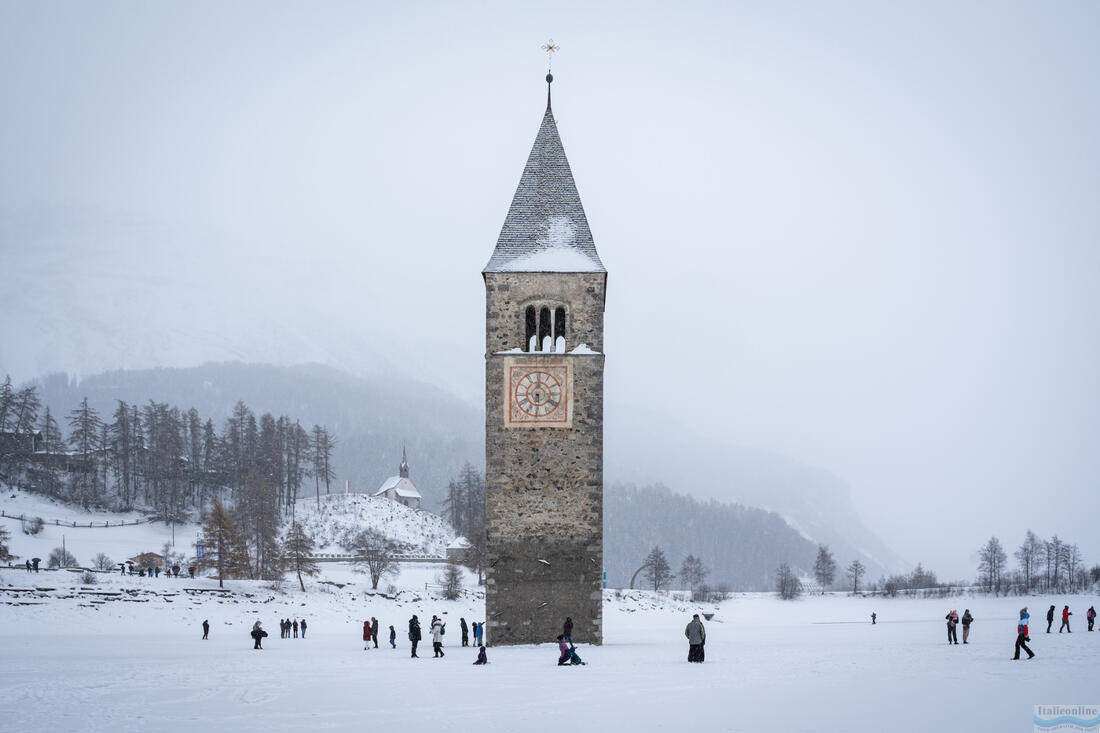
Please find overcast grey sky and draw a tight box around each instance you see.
[2,1,1098,577]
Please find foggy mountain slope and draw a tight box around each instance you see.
[605,401,907,580]
[27,362,904,583]
[32,362,484,512]
[605,483,819,591]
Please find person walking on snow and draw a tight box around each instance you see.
[389,625,396,648]
[1087,606,1096,632]
[300,618,307,638]
[871,612,876,625]
[202,619,210,640]
[945,610,959,644]
[961,610,973,643]
[408,615,422,658]
[293,619,299,638]
[1013,607,1034,660]
[371,617,380,648]
[431,616,446,657]
[363,621,372,650]
[1060,606,1072,633]
[1046,605,1056,633]
[685,613,706,662]
[460,617,469,647]
[563,617,574,643]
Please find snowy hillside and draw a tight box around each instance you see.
[0,488,457,568]
[0,488,203,569]
[292,493,456,556]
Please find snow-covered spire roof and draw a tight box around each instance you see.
[399,446,409,479]
[483,75,605,274]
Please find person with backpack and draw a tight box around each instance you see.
[431,616,446,657]
[460,617,469,647]
[202,620,210,640]
[389,625,396,648]
[363,620,372,650]
[1046,605,1056,633]
[408,615,422,658]
[945,610,959,644]
[685,614,706,662]
[961,610,974,643]
[251,621,267,650]
[371,617,380,648]
[1013,607,1034,660]
[473,644,488,665]
[1087,606,1096,632]
[1060,606,1072,633]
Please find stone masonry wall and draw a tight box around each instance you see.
[484,271,606,646]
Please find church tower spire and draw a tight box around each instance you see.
[399,446,409,479]
[483,63,606,646]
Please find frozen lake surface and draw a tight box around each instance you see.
[0,571,1095,733]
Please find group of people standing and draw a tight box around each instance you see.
[281,618,306,639]
[944,609,974,644]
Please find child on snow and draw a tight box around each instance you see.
[473,645,488,665]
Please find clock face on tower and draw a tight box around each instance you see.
[504,357,572,428]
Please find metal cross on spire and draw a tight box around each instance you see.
[541,39,559,71]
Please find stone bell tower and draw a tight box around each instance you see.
[483,71,606,646]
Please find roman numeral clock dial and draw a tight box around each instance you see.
[503,358,572,428]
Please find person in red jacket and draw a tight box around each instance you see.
[363,621,372,650]
[1014,607,1034,660]
[1060,606,1072,633]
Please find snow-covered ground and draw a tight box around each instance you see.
[1,561,1096,733]
[2,490,1097,732]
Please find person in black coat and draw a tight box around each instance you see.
[460,618,469,647]
[202,620,210,640]
[563,617,574,643]
[408,615,422,658]
[251,622,268,650]
[1046,605,1056,633]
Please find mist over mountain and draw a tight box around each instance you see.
[24,361,901,584]
[31,362,483,512]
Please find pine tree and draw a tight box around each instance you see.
[202,500,250,587]
[643,546,674,591]
[813,545,837,593]
[67,397,103,508]
[37,406,64,498]
[846,559,866,594]
[282,521,319,592]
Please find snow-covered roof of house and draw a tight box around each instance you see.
[447,536,472,550]
[373,476,422,500]
[483,80,605,274]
